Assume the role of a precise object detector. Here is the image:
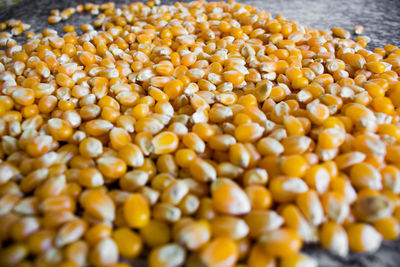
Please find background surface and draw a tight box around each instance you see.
[1,0,400,266]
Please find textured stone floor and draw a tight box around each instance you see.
[1,0,400,266]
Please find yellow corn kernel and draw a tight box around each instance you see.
[27,230,55,254]
[0,243,29,266]
[304,165,331,194]
[244,210,283,238]
[182,132,205,153]
[229,143,251,168]
[112,227,142,259]
[212,181,251,215]
[258,228,302,256]
[149,244,186,267]
[90,238,119,267]
[280,155,309,177]
[123,193,150,228]
[84,223,112,246]
[280,253,317,267]
[245,185,272,210]
[211,216,249,240]
[200,237,239,267]
[64,241,88,266]
[247,244,276,267]
[296,190,324,226]
[174,220,211,250]
[373,217,400,241]
[54,218,87,247]
[152,131,179,154]
[97,156,127,179]
[189,158,217,182]
[319,221,349,256]
[321,192,350,223]
[140,220,171,247]
[80,189,115,221]
[346,223,382,253]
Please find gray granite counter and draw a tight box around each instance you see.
[0,0,399,266]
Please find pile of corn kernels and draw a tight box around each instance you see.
[0,0,400,266]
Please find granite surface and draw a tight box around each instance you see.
[0,0,400,266]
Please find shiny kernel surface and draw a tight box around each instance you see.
[0,0,399,266]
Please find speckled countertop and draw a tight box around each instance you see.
[1,0,400,266]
